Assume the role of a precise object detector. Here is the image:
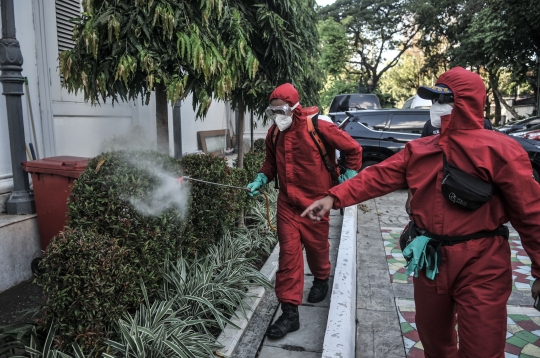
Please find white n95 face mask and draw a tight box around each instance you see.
[430,102,453,128]
[272,102,299,131]
[275,114,293,131]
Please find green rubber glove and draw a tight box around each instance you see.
[338,168,358,184]
[246,173,268,197]
[403,235,430,278]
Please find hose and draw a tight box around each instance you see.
[261,191,277,232]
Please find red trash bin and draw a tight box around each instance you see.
[22,156,90,250]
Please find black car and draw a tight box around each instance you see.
[496,116,540,134]
[510,136,540,182]
[337,109,430,168]
[328,93,381,123]
[338,110,540,183]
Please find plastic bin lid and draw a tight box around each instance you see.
[22,156,90,178]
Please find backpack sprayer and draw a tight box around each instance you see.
[178,176,277,231]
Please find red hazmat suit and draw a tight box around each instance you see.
[259,83,362,305]
[328,67,540,357]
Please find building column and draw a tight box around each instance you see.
[0,0,35,214]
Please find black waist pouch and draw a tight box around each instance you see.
[441,154,494,210]
[399,221,420,251]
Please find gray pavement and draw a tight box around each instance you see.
[356,191,408,358]
[4,188,536,357]
[233,209,344,358]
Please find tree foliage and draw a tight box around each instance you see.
[319,0,419,89]
[415,0,540,120]
[318,18,352,79]
[60,0,322,118]
[378,48,434,106]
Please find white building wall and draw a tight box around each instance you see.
[243,111,271,151]
[170,96,231,156]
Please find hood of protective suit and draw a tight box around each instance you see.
[437,67,486,133]
[269,83,304,119]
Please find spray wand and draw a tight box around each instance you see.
[177,176,277,231]
[178,176,250,192]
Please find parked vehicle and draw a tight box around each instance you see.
[495,116,540,134]
[337,109,430,168]
[524,130,540,141]
[328,93,381,122]
[402,95,432,109]
[509,123,540,138]
[338,110,540,183]
[511,136,540,182]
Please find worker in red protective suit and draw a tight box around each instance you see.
[246,83,363,339]
[302,67,540,357]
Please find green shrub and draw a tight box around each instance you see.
[38,151,189,350]
[178,154,253,256]
[38,229,138,349]
[35,149,270,353]
[254,138,266,153]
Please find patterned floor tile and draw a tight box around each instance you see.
[382,228,533,291]
[396,300,540,357]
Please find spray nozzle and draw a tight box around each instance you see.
[177,176,193,183]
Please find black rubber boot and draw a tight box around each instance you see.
[266,303,300,339]
[307,277,329,303]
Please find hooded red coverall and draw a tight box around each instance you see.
[327,67,540,357]
[259,83,362,305]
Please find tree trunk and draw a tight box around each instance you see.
[155,83,169,153]
[236,102,245,227]
[173,100,182,159]
[493,87,520,123]
[236,102,245,169]
[485,93,491,121]
[250,109,254,151]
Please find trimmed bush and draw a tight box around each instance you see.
[178,154,252,256]
[35,149,268,352]
[254,138,266,153]
[38,229,137,348]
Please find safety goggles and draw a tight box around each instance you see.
[432,94,454,105]
[265,102,299,120]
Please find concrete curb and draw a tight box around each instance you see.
[216,242,280,357]
[322,205,357,358]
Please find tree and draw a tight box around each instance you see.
[226,0,322,168]
[378,47,434,106]
[415,0,540,121]
[487,0,540,115]
[318,18,352,80]
[319,0,419,90]
[60,0,321,157]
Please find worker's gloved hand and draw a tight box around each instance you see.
[246,173,268,197]
[338,168,358,184]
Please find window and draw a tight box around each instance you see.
[388,114,429,133]
[55,0,81,54]
[354,114,389,130]
[329,94,381,112]
[402,97,413,109]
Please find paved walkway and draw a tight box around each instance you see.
[3,188,540,357]
[232,209,344,357]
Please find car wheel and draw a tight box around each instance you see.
[361,160,380,170]
[534,168,540,184]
